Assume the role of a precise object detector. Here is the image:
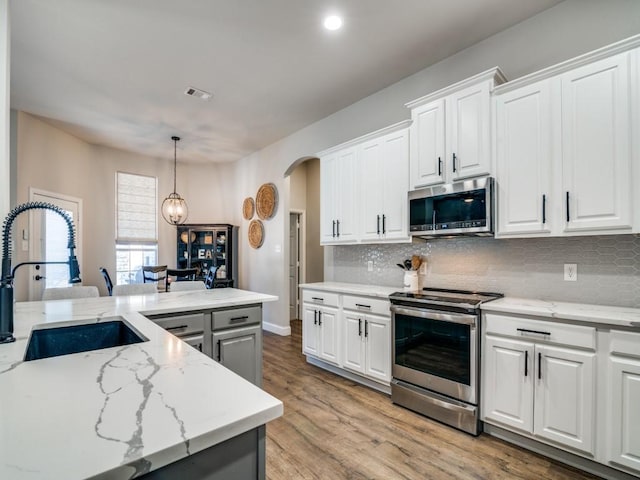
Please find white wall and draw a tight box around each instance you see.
[0,0,10,219]
[232,0,640,334]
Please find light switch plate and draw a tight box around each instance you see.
[367,261,373,272]
[564,264,577,281]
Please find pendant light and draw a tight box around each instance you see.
[161,136,189,225]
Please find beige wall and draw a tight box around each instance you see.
[304,158,323,284]
[13,112,236,300]
[0,0,9,219]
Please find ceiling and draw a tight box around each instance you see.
[10,0,564,164]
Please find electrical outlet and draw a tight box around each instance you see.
[564,264,577,281]
[367,260,373,272]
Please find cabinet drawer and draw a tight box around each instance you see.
[342,295,390,317]
[484,313,596,350]
[302,290,339,308]
[610,330,640,358]
[212,306,261,330]
[150,312,205,337]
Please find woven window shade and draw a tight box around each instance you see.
[116,172,157,243]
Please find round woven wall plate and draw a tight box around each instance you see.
[255,183,278,220]
[242,197,255,220]
[248,219,264,249]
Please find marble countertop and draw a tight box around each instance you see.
[299,282,398,299]
[481,297,640,329]
[0,289,282,480]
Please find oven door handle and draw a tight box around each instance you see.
[390,305,477,326]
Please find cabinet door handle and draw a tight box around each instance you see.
[542,194,546,224]
[318,310,322,326]
[524,350,528,377]
[377,215,380,235]
[332,220,336,238]
[438,157,442,176]
[517,328,551,337]
[313,310,317,325]
[358,318,362,337]
[166,325,188,331]
[382,214,386,234]
[364,320,368,338]
[217,340,222,361]
[566,191,570,222]
[452,153,457,172]
[336,220,340,237]
[538,352,542,380]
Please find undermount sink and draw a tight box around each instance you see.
[24,318,148,361]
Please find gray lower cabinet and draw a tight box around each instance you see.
[146,304,263,386]
[212,305,263,387]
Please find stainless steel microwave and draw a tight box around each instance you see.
[408,177,494,237]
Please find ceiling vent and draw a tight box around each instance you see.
[184,86,212,100]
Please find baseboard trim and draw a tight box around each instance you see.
[262,321,291,336]
[483,423,639,480]
[306,356,391,395]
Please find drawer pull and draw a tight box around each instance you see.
[517,328,551,337]
[166,325,188,331]
[355,303,371,310]
[230,316,249,322]
[311,297,324,303]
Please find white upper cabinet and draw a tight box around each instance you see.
[495,79,554,236]
[407,68,506,189]
[319,121,411,245]
[561,52,633,233]
[320,147,358,244]
[360,128,410,242]
[495,39,639,238]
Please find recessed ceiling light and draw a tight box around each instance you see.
[323,15,343,31]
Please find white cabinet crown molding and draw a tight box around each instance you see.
[494,34,640,95]
[316,119,412,158]
[405,66,507,109]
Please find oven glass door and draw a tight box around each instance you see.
[392,305,477,403]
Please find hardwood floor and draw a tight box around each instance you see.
[262,320,600,480]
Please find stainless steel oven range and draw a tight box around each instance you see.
[389,288,502,435]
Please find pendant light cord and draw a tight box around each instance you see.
[172,136,180,194]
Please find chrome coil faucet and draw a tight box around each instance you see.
[0,202,81,343]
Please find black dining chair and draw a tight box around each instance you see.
[99,267,114,296]
[142,265,167,291]
[165,268,198,292]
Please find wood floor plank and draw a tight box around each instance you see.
[263,320,600,480]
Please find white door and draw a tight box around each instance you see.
[410,98,445,188]
[343,312,365,374]
[482,336,534,433]
[360,138,384,241]
[561,52,633,233]
[319,306,339,365]
[380,129,409,241]
[448,81,492,181]
[320,153,338,243]
[534,344,595,455]
[495,80,554,236]
[335,148,358,243]
[608,355,640,472]
[302,305,319,357]
[29,190,82,301]
[364,314,391,383]
[289,213,300,320]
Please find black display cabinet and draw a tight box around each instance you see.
[176,224,238,288]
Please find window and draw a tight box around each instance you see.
[116,172,158,285]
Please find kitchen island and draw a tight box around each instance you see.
[0,288,283,480]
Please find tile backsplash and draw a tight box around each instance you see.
[326,235,640,308]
